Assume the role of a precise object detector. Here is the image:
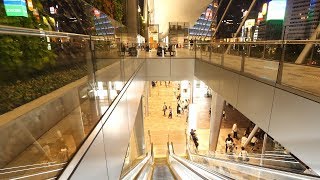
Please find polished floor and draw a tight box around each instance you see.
[144,81,189,158]
[144,80,266,158]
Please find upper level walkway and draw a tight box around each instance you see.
[1,26,320,178]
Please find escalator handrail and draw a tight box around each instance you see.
[187,135,299,164]
[206,151,299,164]
[186,136,320,179]
[135,143,154,179]
[189,151,320,179]
[121,153,151,180]
[187,136,309,172]
[169,142,231,180]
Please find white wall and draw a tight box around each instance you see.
[146,58,194,81]
[195,59,320,174]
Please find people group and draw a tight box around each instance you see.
[157,81,189,120]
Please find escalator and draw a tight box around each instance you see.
[185,137,320,180]
[121,143,229,180]
[152,158,174,180]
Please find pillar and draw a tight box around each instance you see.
[260,133,268,166]
[243,125,259,147]
[190,80,194,103]
[209,91,225,151]
[133,98,146,155]
[127,0,138,43]
[295,24,320,64]
[144,83,149,116]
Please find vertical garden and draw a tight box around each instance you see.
[0,0,125,114]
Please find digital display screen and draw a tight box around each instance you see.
[267,0,286,20]
[4,0,28,17]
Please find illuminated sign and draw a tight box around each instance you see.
[267,0,286,20]
[262,3,268,15]
[257,12,263,24]
[244,19,255,28]
[4,0,28,17]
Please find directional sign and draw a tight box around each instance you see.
[4,0,28,17]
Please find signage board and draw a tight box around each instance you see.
[267,0,286,20]
[4,0,28,17]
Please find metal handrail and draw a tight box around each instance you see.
[0,162,66,175]
[0,162,60,171]
[10,168,63,180]
[186,139,320,179]
[168,142,231,180]
[0,25,108,40]
[187,137,300,166]
[190,153,320,180]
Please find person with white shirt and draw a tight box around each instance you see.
[250,136,258,151]
[232,123,238,139]
[238,147,249,161]
[241,135,248,147]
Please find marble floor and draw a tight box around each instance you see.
[143,80,266,158]
[144,81,212,158]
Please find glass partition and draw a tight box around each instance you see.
[0,0,142,178]
[187,137,319,179]
[196,40,320,97]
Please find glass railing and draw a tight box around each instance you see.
[187,136,320,179]
[195,40,320,97]
[0,28,143,180]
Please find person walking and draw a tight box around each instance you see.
[190,129,199,149]
[232,123,238,139]
[250,136,258,151]
[222,110,226,120]
[241,135,248,147]
[238,147,249,161]
[225,134,234,153]
[177,103,181,117]
[163,102,167,116]
[168,106,173,119]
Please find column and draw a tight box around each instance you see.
[209,91,225,151]
[190,80,194,103]
[243,125,259,147]
[260,133,268,166]
[127,0,138,43]
[144,83,149,116]
[133,98,145,155]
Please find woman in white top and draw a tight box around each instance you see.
[232,123,238,139]
[241,135,248,147]
[238,147,249,161]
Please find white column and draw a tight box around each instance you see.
[260,133,268,166]
[209,91,225,151]
[243,125,259,147]
[190,80,194,103]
